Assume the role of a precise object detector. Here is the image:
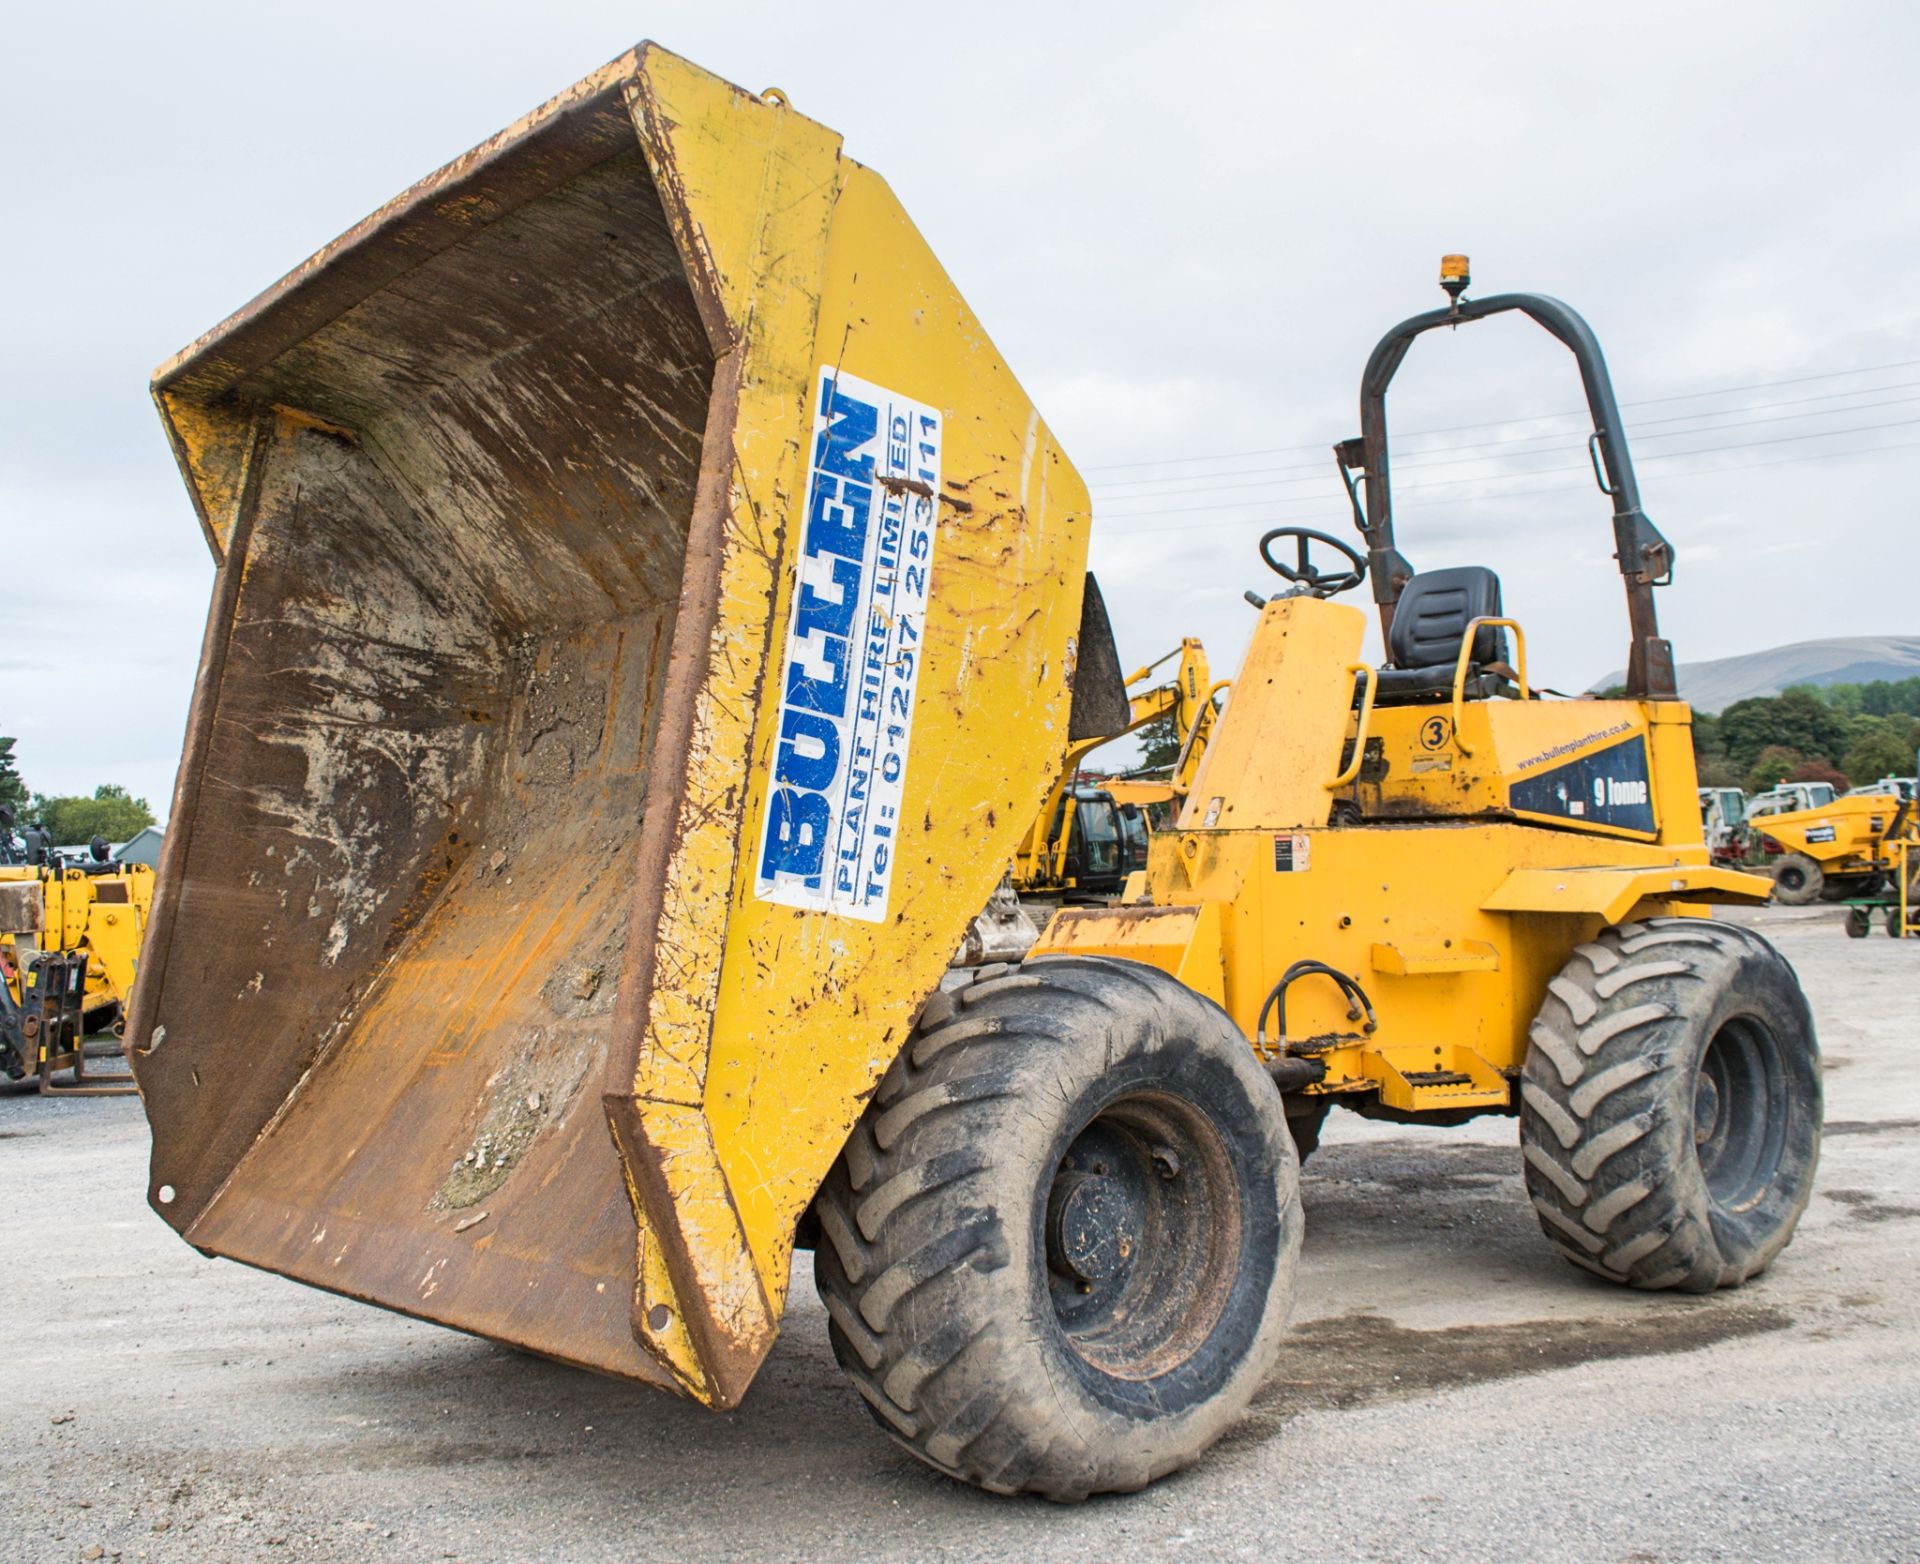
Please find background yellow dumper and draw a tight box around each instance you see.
[1751,790,1914,905]
[130,48,1823,1501]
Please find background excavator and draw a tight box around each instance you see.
[1010,636,1221,901]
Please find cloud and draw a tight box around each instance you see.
[4,0,1915,807]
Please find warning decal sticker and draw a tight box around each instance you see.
[753,367,943,921]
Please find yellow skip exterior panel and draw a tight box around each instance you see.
[611,51,1092,1401]
[700,168,1088,1342]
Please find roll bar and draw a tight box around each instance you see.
[1335,286,1677,699]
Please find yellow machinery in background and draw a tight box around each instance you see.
[1835,797,1920,935]
[1115,637,1225,807]
[0,863,155,1025]
[1843,837,1919,938]
[1747,790,1913,905]
[1012,637,1221,899]
[127,53,1822,1506]
[0,829,151,1089]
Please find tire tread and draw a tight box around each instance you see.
[811,956,1296,1498]
[1519,917,1816,1292]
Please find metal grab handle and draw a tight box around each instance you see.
[1350,289,1676,699]
[1329,664,1378,788]
[1587,431,1618,497]
[1449,617,1528,758]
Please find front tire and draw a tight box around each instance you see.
[1771,853,1824,905]
[1519,920,1821,1291]
[812,956,1300,1500]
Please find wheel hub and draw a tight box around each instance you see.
[1046,1170,1138,1284]
[1694,1015,1790,1211]
[1693,1069,1722,1146]
[1041,1094,1243,1381]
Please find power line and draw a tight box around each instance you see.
[1078,355,1920,475]
[1091,393,1920,505]
[1097,415,1920,520]
[1411,377,1920,441]
[1090,428,1920,537]
[1089,380,1920,495]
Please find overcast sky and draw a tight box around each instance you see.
[5,1,1917,816]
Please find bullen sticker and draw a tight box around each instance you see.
[754,368,942,921]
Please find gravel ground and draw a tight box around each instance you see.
[3,906,1914,1562]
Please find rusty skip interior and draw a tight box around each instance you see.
[139,108,721,1377]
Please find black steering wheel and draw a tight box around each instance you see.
[1258,526,1367,597]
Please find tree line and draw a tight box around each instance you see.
[1594,677,1920,793]
[0,735,158,844]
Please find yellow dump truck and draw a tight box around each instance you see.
[130,51,1821,1501]
[1747,790,1912,905]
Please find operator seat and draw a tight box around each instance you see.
[1372,565,1509,705]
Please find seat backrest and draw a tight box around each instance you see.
[1388,566,1505,669]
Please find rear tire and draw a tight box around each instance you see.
[1845,906,1871,939]
[1519,919,1821,1291]
[812,956,1300,1500]
[1771,853,1824,906]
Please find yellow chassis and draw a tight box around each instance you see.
[1035,596,1771,1115]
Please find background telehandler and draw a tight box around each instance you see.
[1,810,148,1090]
[128,53,1820,1503]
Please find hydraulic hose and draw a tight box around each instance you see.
[1256,961,1378,1055]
